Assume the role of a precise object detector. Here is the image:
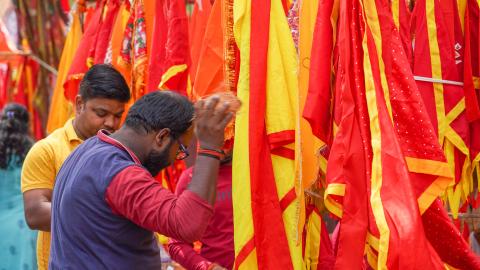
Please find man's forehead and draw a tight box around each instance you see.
[86,98,125,113]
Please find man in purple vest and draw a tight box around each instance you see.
[49,91,233,269]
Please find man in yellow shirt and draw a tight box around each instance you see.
[21,64,131,270]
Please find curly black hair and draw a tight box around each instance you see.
[125,91,194,138]
[0,103,34,169]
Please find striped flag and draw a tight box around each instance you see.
[306,0,461,268]
[391,0,413,62]
[232,0,303,268]
[303,204,334,270]
[411,0,473,218]
[465,0,480,196]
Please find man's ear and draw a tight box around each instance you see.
[75,95,84,116]
[155,128,172,148]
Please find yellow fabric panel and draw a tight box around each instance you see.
[46,12,82,133]
[456,0,467,33]
[158,64,188,90]
[426,0,447,145]
[232,0,256,268]
[417,175,452,214]
[391,0,400,29]
[237,248,258,270]
[264,10,298,136]
[445,98,465,125]
[362,13,390,268]
[21,119,82,270]
[362,0,393,119]
[304,210,322,270]
[272,154,303,269]
[324,183,345,218]
[266,2,304,267]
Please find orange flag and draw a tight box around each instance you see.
[191,0,224,101]
[147,0,190,95]
[189,0,212,87]
[232,0,303,269]
[46,8,82,133]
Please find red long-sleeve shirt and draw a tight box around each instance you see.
[103,133,214,244]
[168,165,234,270]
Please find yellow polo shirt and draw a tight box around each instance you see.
[21,119,82,270]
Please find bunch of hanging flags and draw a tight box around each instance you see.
[45,0,480,269]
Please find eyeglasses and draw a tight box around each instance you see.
[176,139,189,160]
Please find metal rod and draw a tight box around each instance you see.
[448,213,480,218]
[305,189,323,199]
[0,51,58,75]
[414,75,464,86]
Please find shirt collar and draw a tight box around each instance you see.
[65,118,82,143]
[97,130,142,164]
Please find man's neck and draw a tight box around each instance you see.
[110,127,148,163]
[72,118,88,141]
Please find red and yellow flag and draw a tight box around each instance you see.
[303,204,334,270]
[465,0,480,195]
[232,0,303,269]
[308,0,460,268]
[391,0,413,62]
[411,0,473,217]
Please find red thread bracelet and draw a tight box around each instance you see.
[198,149,224,159]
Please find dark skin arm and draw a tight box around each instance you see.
[187,96,233,205]
[23,188,52,231]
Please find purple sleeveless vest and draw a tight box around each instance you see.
[49,135,161,269]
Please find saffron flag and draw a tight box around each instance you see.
[189,0,212,88]
[232,0,303,269]
[46,8,82,133]
[191,0,224,101]
[297,0,335,266]
[297,0,325,193]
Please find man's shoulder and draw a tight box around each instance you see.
[43,125,69,145]
[25,125,76,167]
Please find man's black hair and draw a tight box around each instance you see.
[79,64,131,102]
[125,91,194,138]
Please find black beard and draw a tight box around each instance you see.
[143,148,171,176]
